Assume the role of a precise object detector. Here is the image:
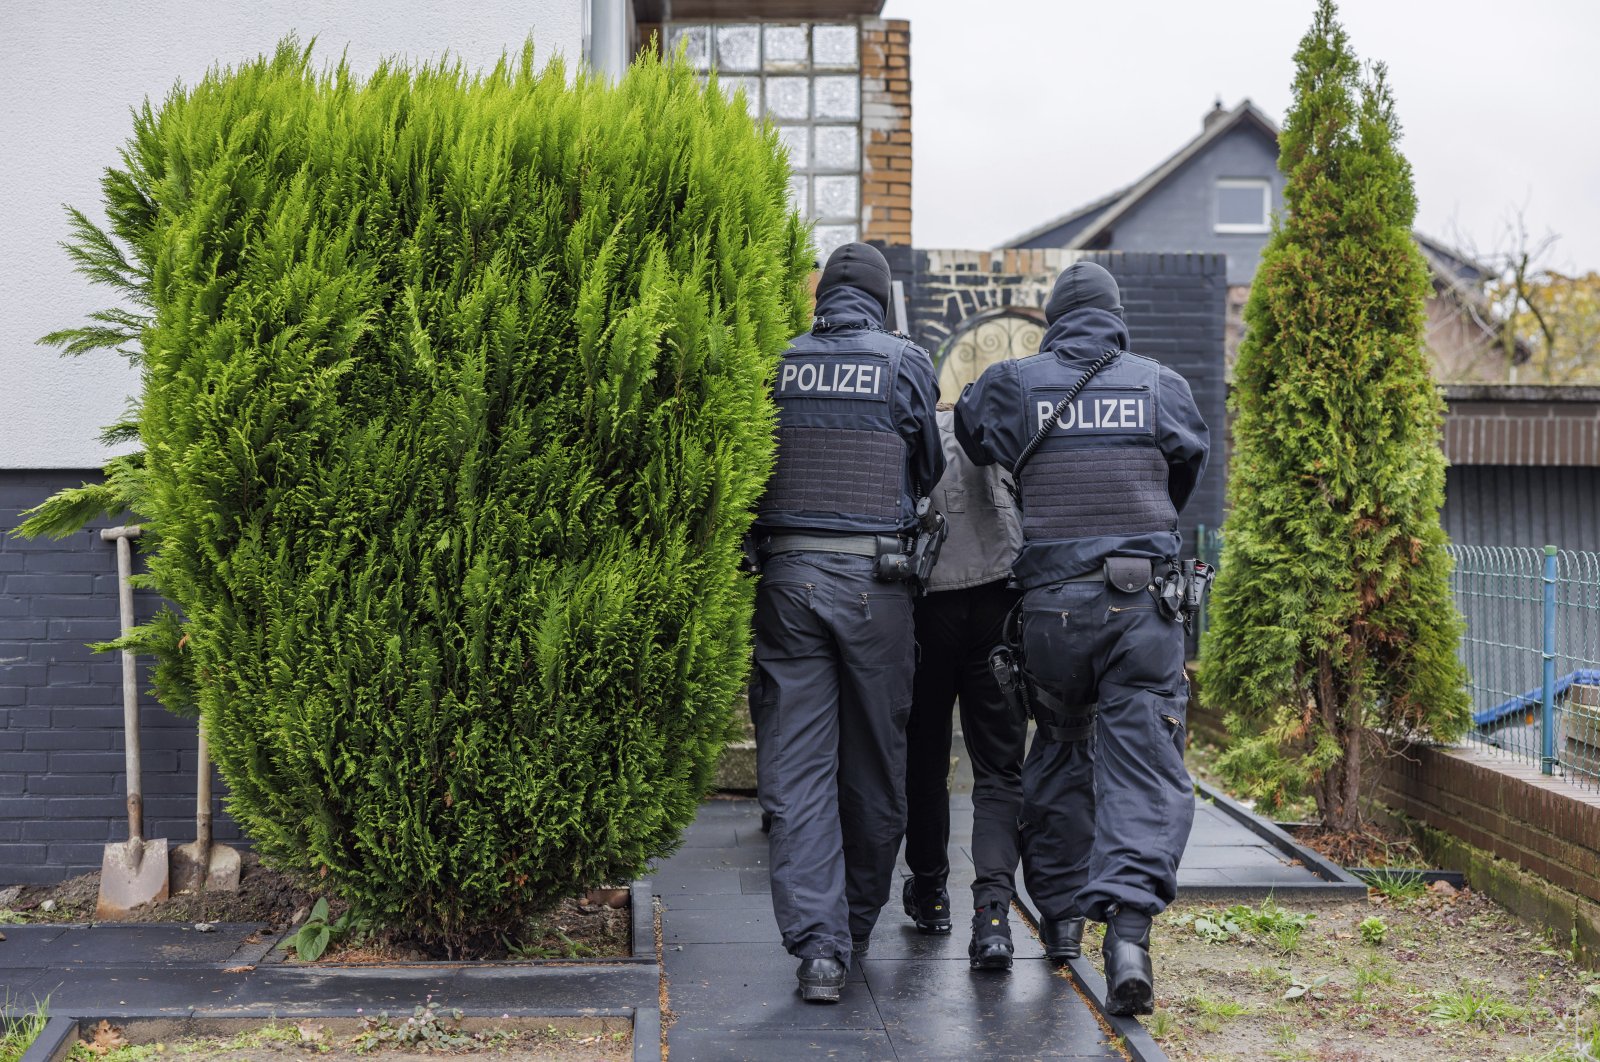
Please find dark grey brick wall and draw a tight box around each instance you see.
[1,470,243,885]
[907,249,1228,547]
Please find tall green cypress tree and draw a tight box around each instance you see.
[31,39,811,948]
[1198,0,1469,832]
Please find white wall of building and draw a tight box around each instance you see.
[0,0,587,469]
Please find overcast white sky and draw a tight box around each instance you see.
[878,0,1600,273]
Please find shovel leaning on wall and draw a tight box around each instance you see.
[95,525,170,919]
[170,719,240,893]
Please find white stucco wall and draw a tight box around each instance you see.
[0,0,586,469]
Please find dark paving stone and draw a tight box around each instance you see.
[0,925,67,967]
[654,846,768,872]
[1175,868,1236,887]
[867,958,1121,1060]
[34,924,266,966]
[674,819,743,849]
[0,969,48,1006]
[665,951,881,1032]
[1221,866,1323,885]
[860,913,1044,962]
[738,869,771,894]
[732,827,771,849]
[667,1027,896,1061]
[664,906,780,946]
[657,888,774,912]
[665,942,864,986]
[654,869,747,896]
[1180,845,1297,869]
[31,968,243,1017]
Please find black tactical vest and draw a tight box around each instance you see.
[758,324,912,533]
[1018,352,1177,542]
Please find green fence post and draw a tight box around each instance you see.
[1543,544,1558,775]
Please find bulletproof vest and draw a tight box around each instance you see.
[1018,352,1177,542]
[759,324,912,532]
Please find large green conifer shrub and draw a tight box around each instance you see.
[1198,1,1469,831]
[38,40,811,946]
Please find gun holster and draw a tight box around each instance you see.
[873,497,948,595]
[988,605,1095,744]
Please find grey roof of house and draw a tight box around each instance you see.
[999,99,1281,251]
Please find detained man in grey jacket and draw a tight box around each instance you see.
[900,406,1029,970]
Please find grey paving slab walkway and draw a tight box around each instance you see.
[656,731,1362,1061]
[655,797,1127,1062]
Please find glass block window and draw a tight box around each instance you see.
[670,21,863,263]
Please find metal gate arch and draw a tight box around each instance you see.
[933,308,1047,402]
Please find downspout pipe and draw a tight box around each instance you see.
[589,0,629,82]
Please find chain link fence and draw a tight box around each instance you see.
[1191,530,1600,790]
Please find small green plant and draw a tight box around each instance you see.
[0,995,50,1062]
[1354,960,1394,990]
[1283,974,1331,1002]
[1359,915,1388,946]
[1230,897,1314,937]
[1170,909,1246,944]
[1426,982,1530,1029]
[1248,963,1290,985]
[506,927,596,960]
[282,899,365,962]
[353,999,473,1053]
[1147,1010,1176,1039]
[1271,921,1304,955]
[1188,994,1250,1018]
[0,911,29,925]
[1360,868,1428,903]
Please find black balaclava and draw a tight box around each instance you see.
[816,242,892,316]
[1044,261,1124,324]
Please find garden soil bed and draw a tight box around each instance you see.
[66,1016,629,1062]
[1075,876,1600,1059]
[0,853,630,961]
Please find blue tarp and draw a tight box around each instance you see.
[1474,668,1600,727]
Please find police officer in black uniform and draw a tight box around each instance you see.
[954,261,1208,1016]
[751,242,943,1004]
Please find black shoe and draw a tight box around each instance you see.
[797,957,846,1004]
[851,934,871,961]
[968,902,1014,971]
[1102,913,1154,1016]
[1040,916,1086,962]
[902,878,953,935]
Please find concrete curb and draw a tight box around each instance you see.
[1195,781,1369,894]
[15,1016,77,1062]
[629,880,654,961]
[630,1006,661,1062]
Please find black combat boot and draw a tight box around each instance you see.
[968,901,1014,971]
[1040,915,1086,962]
[851,933,872,961]
[902,877,953,934]
[796,956,847,1003]
[1102,908,1154,1016]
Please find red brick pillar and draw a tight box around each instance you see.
[861,18,912,248]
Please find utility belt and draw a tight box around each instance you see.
[987,557,1216,743]
[747,498,949,595]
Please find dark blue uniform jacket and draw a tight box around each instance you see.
[953,307,1208,588]
[755,284,944,536]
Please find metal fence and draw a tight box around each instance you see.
[1192,529,1600,790]
[1451,546,1600,787]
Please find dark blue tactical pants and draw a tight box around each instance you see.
[905,579,1027,909]
[751,552,917,964]
[1017,579,1193,922]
